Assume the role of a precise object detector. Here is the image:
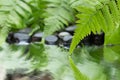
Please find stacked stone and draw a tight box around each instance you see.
[6,25,104,48]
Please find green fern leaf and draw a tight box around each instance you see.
[0,0,33,45]
[70,0,120,53]
[69,56,89,80]
[44,0,75,37]
[105,25,120,44]
[28,43,48,69]
[16,0,32,14]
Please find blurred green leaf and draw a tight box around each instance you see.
[69,56,89,80]
[104,47,120,62]
[28,43,48,69]
[105,25,120,45]
[71,48,107,80]
[0,43,31,70]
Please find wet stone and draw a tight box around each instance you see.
[34,32,43,38]
[65,25,76,35]
[14,33,29,42]
[6,32,19,44]
[58,32,70,39]
[45,35,58,45]
[80,35,92,46]
[63,35,72,42]
[92,32,104,45]
[62,35,72,49]
[32,32,43,42]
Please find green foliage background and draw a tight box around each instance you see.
[0,0,120,80]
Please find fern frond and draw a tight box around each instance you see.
[69,56,89,80]
[0,0,32,28]
[0,0,32,45]
[44,0,75,37]
[26,0,47,30]
[69,0,120,53]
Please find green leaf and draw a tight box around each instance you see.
[70,0,120,53]
[104,47,120,62]
[16,0,32,14]
[15,6,28,19]
[44,0,75,37]
[0,43,31,70]
[28,43,48,69]
[69,56,89,80]
[105,26,120,45]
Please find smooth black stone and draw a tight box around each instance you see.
[31,37,41,42]
[63,42,71,47]
[6,32,19,44]
[6,74,13,80]
[14,33,29,42]
[92,32,105,45]
[80,35,92,46]
[18,28,32,34]
[58,32,70,39]
[45,35,58,45]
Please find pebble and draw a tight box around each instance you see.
[63,35,72,42]
[33,32,43,38]
[58,32,70,39]
[65,25,76,35]
[80,35,92,46]
[92,32,104,45]
[6,32,19,44]
[45,35,58,45]
[14,33,29,42]
[31,32,43,42]
[62,35,73,49]
[6,26,105,48]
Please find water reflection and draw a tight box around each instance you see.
[72,45,120,80]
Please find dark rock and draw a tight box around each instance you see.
[6,68,29,80]
[6,74,13,80]
[80,35,92,46]
[6,32,19,44]
[31,32,43,42]
[79,32,105,46]
[45,35,58,45]
[92,32,105,45]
